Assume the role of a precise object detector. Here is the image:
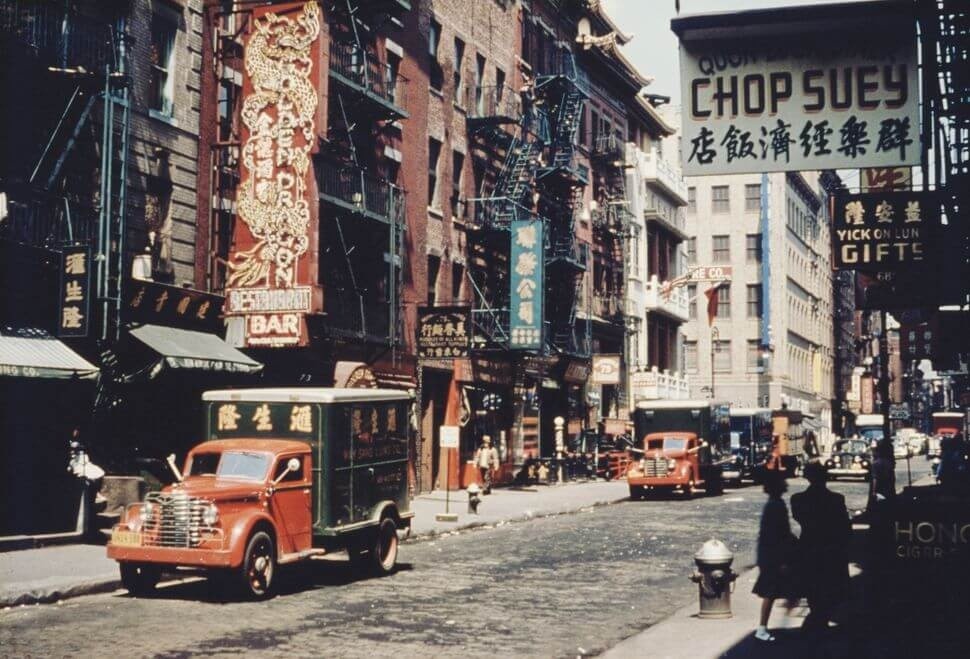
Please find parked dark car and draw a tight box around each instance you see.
[825,438,872,481]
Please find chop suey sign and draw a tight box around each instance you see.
[676,7,920,175]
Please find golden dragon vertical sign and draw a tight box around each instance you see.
[226,2,322,347]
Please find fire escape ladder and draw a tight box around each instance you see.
[29,85,98,191]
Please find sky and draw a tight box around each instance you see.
[601,0,874,102]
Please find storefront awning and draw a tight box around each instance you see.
[130,324,263,375]
[0,331,99,380]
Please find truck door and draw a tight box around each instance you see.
[270,454,312,552]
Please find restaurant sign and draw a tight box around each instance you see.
[832,190,933,271]
[224,2,323,348]
[675,4,919,175]
[58,246,90,338]
[417,306,470,359]
[509,219,544,350]
[591,354,622,386]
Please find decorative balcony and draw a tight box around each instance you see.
[643,204,687,240]
[630,367,691,402]
[317,164,405,225]
[466,84,520,128]
[0,1,119,72]
[328,42,408,119]
[630,144,688,206]
[644,275,690,322]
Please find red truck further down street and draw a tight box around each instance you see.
[107,388,414,598]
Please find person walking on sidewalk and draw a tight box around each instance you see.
[791,461,850,633]
[474,435,500,494]
[752,473,798,642]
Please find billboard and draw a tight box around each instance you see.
[509,220,544,350]
[417,307,470,359]
[832,190,934,271]
[674,4,919,175]
[224,2,323,347]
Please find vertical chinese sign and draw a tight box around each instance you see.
[224,2,323,347]
[59,246,90,337]
[509,219,544,350]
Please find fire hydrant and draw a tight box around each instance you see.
[467,483,482,514]
[689,538,737,619]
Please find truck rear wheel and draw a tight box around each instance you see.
[240,531,276,599]
[370,518,399,576]
[120,562,160,596]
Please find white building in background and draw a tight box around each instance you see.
[623,99,691,404]
[682,171,835,440]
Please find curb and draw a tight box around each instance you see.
[1,578,122,609]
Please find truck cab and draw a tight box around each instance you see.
[626,400,731,498]
[107,388,414,598]
[724,408,773,485]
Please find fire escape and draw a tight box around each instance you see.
[0,1,131,341]
[590,132,633,327]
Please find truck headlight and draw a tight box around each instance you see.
[667,459,677,471]
[853,455,861,463]
[139,501,154,523]
[202,503,219,526]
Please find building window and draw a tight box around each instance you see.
[687,237,697,264]
[429,20,443,90]
[684,341,698,372]
[451,261,464,301]
[428,138,442,207]
[453,37,465,105]
[747,340,763,370]
[745,183,761,212]
[387,52,402,106]
[716,285,731,318]
[688,284,697,320]
[712,235,730,263]
[714,340,731,372]
[630,225,641,278]
[427,255,440,304]
[474,53,486,113]
[747,284,762,318]
[746,233,762,263]
[712,185,729,213]
[451,150,464,217]
[150,9,179,116]
[688,186,696,213]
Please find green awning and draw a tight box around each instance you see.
[0,332,99,380]
[130,324,262,375]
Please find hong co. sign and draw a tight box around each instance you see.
[673,2,920,175]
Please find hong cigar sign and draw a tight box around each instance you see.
[225,2,323,347]
[673,3,920,175]
[832,190,936,271]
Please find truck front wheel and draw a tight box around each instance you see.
[629,485,645,500]
[120,562,160,596]
[240,531,276,599]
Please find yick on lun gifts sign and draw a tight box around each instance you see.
[225,2,323,347]
[674,3,920,176]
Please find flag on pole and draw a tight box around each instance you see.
[705,281,728,327]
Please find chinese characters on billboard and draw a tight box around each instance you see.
[417,307,470,359]
[224,2,323,347]
[832,190,933,270]
[677,16,919,175]
[509,220,544,350]
[58,246,90,337]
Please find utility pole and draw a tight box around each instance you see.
[710,325,719,400]
[877,310,895,497]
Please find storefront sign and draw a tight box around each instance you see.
[832,190,933,271]
[889,403,911,421]
[417,306,470,359]
[563,359,591,384]
[861,374,875,414]
[591,354,621,385]
[687,265,732,282]
[124,280,225,332]
[209,401,319,440]
[862,167,911,191]
[225,2,323,348]
[675,7,919,175]
[509,220,544,350]
[58,246,90,338]
[439,425,460,449]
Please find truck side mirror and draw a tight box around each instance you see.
[271,457,301,487]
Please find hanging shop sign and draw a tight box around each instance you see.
[861,167,911,192]
[58,246,91,338]
[832,190,934,271]
[417,306,470,359]
[591,354,621,386]
[674,3,919,175]
[563,359,591,384]
[124,280,224,332]
[509,219,544,350]
[224,2,323,348]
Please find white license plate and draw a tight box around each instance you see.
[111,529,142,547]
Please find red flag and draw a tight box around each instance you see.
[705,282,727,326]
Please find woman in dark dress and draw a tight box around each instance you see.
[753,473,796,642]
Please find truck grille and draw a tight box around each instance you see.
[142,492,213,548]
[642,458,668,477]
[838,455,853,469]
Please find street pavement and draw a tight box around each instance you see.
[0,465,901,658]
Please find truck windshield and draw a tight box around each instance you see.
[663,437,688,451]
[189,451,271,481]
[858,428,884,443]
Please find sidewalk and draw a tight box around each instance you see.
[0,479,628,608]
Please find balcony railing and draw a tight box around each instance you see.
[329,42,408,118]
[0,186,98,248]
[549,323,591,358]
[643,204,687,239]
[631,367,691,402]
[547,235,588,270]
[471,308,510,350]
[644,275,690,322]
[533,50,589,97]
[467,198,538,231]
[466,84,520,125]
[591,134,625,162]
[317,164,404,225]
[632,145,689,206]
[0,1,119,72]
[592,292,625,320]
[323,289,392,343]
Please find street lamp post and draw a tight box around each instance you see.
[710,326,720,400]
